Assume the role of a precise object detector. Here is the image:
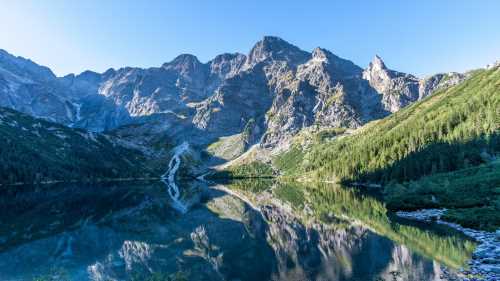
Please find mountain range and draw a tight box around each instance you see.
[0,36,468,153]
[1,35,499,281]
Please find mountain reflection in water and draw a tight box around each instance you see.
[0,180,474,281]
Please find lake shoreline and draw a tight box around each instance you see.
[397,209,500,280]
[210,178,481,280]
[0,177,162,187]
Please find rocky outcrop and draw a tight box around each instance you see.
[0,49,76,124]
[193,67,272,137]
[243,36,310,70]
[419,72,467,99]
[206,53,246,91]
[261,48,383,146]
[362,55,468,112]
[0,37,472,154]
[363,55,421,113]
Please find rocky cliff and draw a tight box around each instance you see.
[0,37,468,157]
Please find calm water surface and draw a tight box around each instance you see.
[0,180,475,281]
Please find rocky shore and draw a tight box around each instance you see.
[397,209,500,281]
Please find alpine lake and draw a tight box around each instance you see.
[0,178,475,281]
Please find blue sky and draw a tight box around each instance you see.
[1,0,499,77]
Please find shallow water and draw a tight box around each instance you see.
[0,180,474,281]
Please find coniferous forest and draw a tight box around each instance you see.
[0,107,156,185]
[277,67,499,184]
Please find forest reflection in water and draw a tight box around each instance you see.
[0,179,475,281]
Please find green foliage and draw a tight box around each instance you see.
[0,107,156,185]
[222,179,476,269]
[293,67,499,183]
[272,181,305,209]
[273,145,304,176]
[275,68,500,231]
[313,127,347,142]
[300,182,476,269]
[444,207,500,231]
[206,133,247,161]
[208,162,274,179]
[384,161,500,231]
[223,178,274,193]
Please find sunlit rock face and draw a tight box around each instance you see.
[261,47,384,147]
[418,72,467,99]
[362,55,421,113]
[0,49,74,124]
[362,55,468,114]
[0,37,468,151]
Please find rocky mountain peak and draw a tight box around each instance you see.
[0,39,470,152]
[171,53,201,63]
[311,47,330,62]
[162,54,204,72]
[372,55,386,67]
[362,55,422,113]
[363,55,392,81]
[208,53,246,79]
[259,36,293,48]
[160,54,208,92]
[0,48,56,82]
[76,70,102,81]
[245,36,309,68]
[211,53,245,63]
[366,55,389,74]
[301,47,362,81]
[102,68,117,79]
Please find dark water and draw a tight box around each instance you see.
[0,180,474,281]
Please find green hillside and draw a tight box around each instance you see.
[0,107,159,185]
[269,66,500,230]
[280,67,499,183]
[384,160,500,230]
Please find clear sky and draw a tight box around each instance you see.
[1,0,499,77]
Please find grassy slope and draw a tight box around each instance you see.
[298,67,499,183]
[206,133,246,161]
[273,67,499,230]
[208,161,274,179]
[0,107,158,185]
[385,160,500,231]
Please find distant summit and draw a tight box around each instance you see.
[245,36,309,68]
[0,36,469,148]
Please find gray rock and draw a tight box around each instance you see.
[419,72,467,99]
[0,37,475,156]
[362,55,420,113]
